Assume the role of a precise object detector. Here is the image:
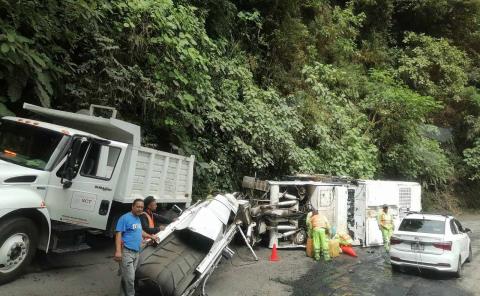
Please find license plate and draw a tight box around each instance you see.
[411,243,424,251]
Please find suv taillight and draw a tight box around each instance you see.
[433,241,452,251]
[390,237,402,245]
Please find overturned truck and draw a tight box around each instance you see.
[242,176,422,248]
[135,194,253,296]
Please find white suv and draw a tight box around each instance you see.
[390,213,472,277]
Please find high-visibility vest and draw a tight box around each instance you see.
[311,214,329,229]
[144,212,155,228]
[379,212,393,230]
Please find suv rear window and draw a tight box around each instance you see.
[399,218,445,234]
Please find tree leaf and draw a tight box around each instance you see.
[7,73,27,103]
[35,81,51,107]
[0,103,15,117]
[30,52,47,68]
[1,43,10,53]
[36,72,53,95]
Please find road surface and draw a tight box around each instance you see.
[2,214,479,296]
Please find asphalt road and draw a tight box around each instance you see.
[2,214,479,296]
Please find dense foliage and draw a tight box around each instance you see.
[1,0,480,208]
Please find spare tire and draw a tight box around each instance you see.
[135,230,212,296]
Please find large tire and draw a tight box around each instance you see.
[135,231,211,296]
[0,217,38,284]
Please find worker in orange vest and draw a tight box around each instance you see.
[140,196,175,235]
[308,209,331,261]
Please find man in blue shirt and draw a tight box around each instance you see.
[114,199,154,296]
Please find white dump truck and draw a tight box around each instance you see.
[0,103,195,284]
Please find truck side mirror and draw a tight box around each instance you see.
[61,137,83,188]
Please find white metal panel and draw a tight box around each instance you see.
[114,146,136,202]
[366,217,384,246]
[399,187,411,209]
[348,184,366,245]
[397,183,422,219]
[184,208,223,241]
[365,181,399,206]
[334,186,348,234]
[398,186,411,220]
[23,103,141,146]
[183,194,237,241]
[117,146,194,204]
[411,184,422,211]
[310,186,335,224]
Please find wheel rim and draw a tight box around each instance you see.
[0,233,29,273]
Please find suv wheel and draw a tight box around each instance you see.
[454,257,462,278]
[466,244,473,263]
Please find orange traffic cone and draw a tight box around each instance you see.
[270,243,279,261]
[340,245,357,257]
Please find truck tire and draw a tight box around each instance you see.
[135,231,210,296]
[0,217,38,284]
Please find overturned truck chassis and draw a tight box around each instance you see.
[135,194,253,296]
[243,176,350,249]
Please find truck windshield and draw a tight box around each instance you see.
[0,120,65,170]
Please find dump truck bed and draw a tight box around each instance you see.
[115,146,195,205]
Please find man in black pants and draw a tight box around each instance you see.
[140,196,174,235]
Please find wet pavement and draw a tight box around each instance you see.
[208,214,480,296]
[1,214,479,296]
[288,246,474,296]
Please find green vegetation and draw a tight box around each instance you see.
[1,0,480,209]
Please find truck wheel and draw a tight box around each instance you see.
[135,231,210,296]
[0,217,38,284]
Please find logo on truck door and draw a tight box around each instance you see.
[70,192,98,212]
[95,185,112,192]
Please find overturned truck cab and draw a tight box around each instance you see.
[135,194,249,296]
